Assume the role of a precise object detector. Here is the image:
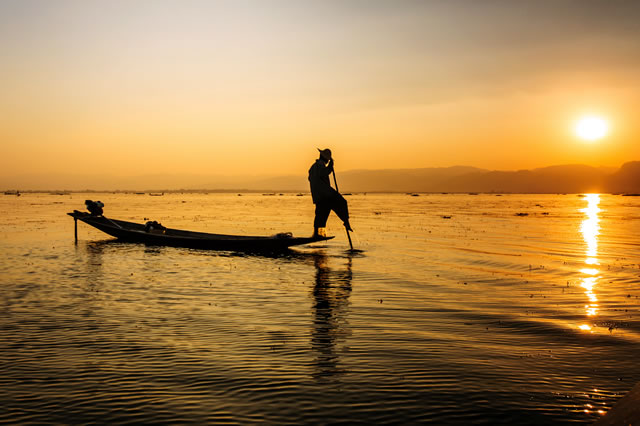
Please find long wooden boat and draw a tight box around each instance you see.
[68,211,333,251]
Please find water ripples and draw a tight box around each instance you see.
[1,193,639,424]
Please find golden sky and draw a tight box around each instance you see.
[1,0,640,183]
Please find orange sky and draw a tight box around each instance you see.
[2,1,640,186]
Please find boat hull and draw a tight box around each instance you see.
[68,212,333,252]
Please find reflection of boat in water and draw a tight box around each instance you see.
[68,210,333,252]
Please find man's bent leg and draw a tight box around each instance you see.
[331,193,353,231]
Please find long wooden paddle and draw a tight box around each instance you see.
[332,170,354,251]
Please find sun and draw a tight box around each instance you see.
[575,116,608,141]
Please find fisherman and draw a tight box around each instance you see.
[308,148,352,237]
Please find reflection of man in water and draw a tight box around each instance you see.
[311,252,352,381]
[308,148,352,237]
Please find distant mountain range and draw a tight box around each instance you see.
[2,162,640,193]
[308,162,639,193]
[187,161,640,193]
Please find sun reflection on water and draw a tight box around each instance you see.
[581,194,600,265]
[579,194,601,329]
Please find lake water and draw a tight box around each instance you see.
[1,192,639,424]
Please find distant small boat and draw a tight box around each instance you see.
[4,190,20,196]
[68,211,333,252]
[148,192,164,196]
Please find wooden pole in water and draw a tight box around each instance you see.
[332,170,354,251]
[345,225,354,251]
[74,218,78,244]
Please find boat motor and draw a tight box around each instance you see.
[85,200,104,216]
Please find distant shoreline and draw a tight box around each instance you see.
[3,190,640,196]
[3,161,638,194]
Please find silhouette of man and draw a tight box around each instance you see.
[308,148,352,237]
